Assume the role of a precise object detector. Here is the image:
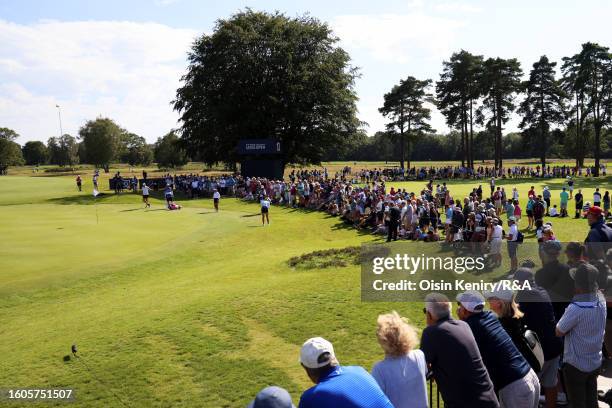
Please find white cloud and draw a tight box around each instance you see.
[0,19,198,144]
[332,13,464,64]
[434,2,482,13]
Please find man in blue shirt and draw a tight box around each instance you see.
[298,337,393,408]
[457,291,540,408]
[556,263,607,408]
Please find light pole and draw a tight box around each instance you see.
[55,104,63,137]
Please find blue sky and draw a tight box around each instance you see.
[1,0,611,144]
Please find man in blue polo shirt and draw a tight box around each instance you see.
[298,337,392,408]
[457,291,540,408]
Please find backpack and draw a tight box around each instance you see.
[522,329,545,372]
[516,231,524,243]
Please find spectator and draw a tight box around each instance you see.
[483,288,542,372]
[298,337,393,408]
[457,291,540,408]
[536,240,574,321]
[421,293,499,408]
[506,216,520,273]
[514,267,564,408]
[560,187,569,217]
[371,311,427,408]
[575,189,584,218]
[248,386,295,408]
[556,263,607,408]
[543,187,551,215]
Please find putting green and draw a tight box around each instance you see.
[0,173,605,407]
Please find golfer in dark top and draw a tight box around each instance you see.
[421,293,499,408]
[457,291,539,408]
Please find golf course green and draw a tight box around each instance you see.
[0,170,607,407]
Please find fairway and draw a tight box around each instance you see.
[0,172,607,407]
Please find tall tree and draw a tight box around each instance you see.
[0,138,23,175]
[173,10,360,169]
[22,141,48,165]
[562,43,612,175]
[561,53,590,168]
[436,50,483,168]
[79,118,122,172]
[477,58,523,168]
[379,76,434,169]
[518,55,567,171]
[154,131,188,169]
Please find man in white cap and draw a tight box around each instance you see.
[457,291,540,408]
[298,337,392,408]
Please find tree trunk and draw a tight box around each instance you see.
[594,123,601,177]
[469,100,474,169]
[496,98,503,169]
[540,88,546,173]
[399,131,405,169]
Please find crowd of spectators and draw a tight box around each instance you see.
[248,240,612,408]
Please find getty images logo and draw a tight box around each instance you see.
[371,253,486,275]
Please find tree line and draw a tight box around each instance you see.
[0,119,190,174]
[380,44,612,175]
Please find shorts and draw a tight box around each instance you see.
[526,210,533,217]
[538,356,560,388]
[143,194,149,199]
[214,198,219,203]
[507,241,518,258]
[261,207,269,213]
[165,194,173,201]
[560,202,567,209]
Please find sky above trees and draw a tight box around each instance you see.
[1,0,611,144]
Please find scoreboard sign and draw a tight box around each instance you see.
[238,139,281,155]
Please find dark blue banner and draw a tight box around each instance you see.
[237,139,281,155]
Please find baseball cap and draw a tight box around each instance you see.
[247,386,295,408]
[587,206,604,216]
[570,262,599,293]
[483,288,514,302]
[456,291,485,312]
[299,337,336,369]
[508,216,516,222]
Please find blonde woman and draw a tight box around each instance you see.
[372,311,428,408]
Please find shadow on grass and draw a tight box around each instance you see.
[241,213,260,218]
[120,208,143,212]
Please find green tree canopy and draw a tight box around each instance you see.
[518,55,567,169]
[0,127,20,141]
[561,42,612,175]
[379,76,434,169]
[120,133,153,166]
[78,118,122,169]
[0,138,24,174]
[47,135,79,167]
[22,141,48,165]
[436,50,483,168]
[173,9,360,169]
[154,131,188,169]
[477,57,523,168]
